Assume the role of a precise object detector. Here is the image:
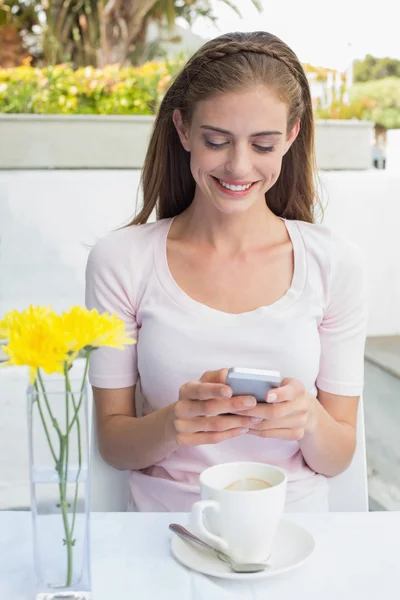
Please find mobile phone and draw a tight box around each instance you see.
[225,367,281,402]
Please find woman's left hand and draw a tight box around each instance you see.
[234,377,318,441]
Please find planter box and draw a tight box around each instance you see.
[315,119,374,170]
[0,114,374,170]
[0,114,155,169]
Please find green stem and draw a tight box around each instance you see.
[33,379,58,465]
[66,354,89,544]
[35,370,74,587]
[37,370,63,440]
[58,461,73,587]
[63,364,70,509]
[55,409,73,586]
[68,355,90,433]
[66,367,81,537]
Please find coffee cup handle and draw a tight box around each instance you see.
[190,500,229,554]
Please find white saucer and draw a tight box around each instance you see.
[170,519,315,581]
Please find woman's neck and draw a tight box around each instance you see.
[171,197,284,256]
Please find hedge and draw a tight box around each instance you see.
[0,59,183,115]
[1,61,399,128]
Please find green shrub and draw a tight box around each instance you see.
[315,77,400,129]
[1,62,399,129]
[350,77,400,129]
[0,59,183,115]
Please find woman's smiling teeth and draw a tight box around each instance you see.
[217,179,253,191]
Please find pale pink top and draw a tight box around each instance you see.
[85,217,367,512]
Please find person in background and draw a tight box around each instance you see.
[372,123,387,169]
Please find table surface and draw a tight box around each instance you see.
[1,511,400,600]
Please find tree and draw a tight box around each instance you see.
[354,54,400,83]
[0,0,263,68]
[0,0,40,66]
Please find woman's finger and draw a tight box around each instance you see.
[266,377,305,403]
[176,394,257,418]
[200,368,229,384]
[175,414,260,434]
[232,398,305,420]
[179,381,232,402]
[248,413,307,431]
[247,427,305,441]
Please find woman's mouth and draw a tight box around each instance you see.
[211,176,257,197]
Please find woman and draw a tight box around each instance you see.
[85,31,368,512]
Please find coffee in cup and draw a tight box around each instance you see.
[224,478,272,491]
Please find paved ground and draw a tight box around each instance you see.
[363,359,400,510]
[363,336,400,510]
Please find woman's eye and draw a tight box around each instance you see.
[205,139,274,153]
[205,140,228,149]
[254,145,274,153]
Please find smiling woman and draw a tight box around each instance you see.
[134,30,318,224]
[172,86,298,213]
[85,31,368,514]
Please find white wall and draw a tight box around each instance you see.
[319,169,400,336]
[0,163,399,336]
[322,129,400,336]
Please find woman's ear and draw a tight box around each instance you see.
[283,119,301,154]
[173,109,191,152]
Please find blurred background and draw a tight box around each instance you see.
[1,0,399,512]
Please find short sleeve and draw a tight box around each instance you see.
[316,235,368,396]
[85,233,138,389]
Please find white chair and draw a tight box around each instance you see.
[89,392,131,512]
[327,396,369,512]
[89,392,369,512]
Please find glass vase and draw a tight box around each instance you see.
[27,373,92,600]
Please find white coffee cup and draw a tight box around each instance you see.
[190,462,287,564]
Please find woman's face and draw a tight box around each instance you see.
[173,85,300,216]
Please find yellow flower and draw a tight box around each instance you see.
[0,306,70,383]
[1,305,135,383]
[60,306,136,354]
[0,312,11,339]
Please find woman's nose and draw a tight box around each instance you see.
[225,146,252,179]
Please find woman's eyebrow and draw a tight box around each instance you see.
[200,125,283,137]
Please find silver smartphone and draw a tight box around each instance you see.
[225,367,281,402]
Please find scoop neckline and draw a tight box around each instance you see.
[153,216,307,323]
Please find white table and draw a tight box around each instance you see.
[1,511,399,599]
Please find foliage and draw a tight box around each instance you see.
[314,99,365,121]
[0,0,41,66]
[351,77,400,129]
[302,62,338,83]
[0,0,263,68]
[3,59,399,129]
[314,78,400,129]
[354,54,400,83]
[0,57,184,114]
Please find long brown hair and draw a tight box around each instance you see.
[130,31,322,226]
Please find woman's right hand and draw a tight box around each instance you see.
[170,369,262,446]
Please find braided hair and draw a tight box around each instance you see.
[131,31,321,225]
